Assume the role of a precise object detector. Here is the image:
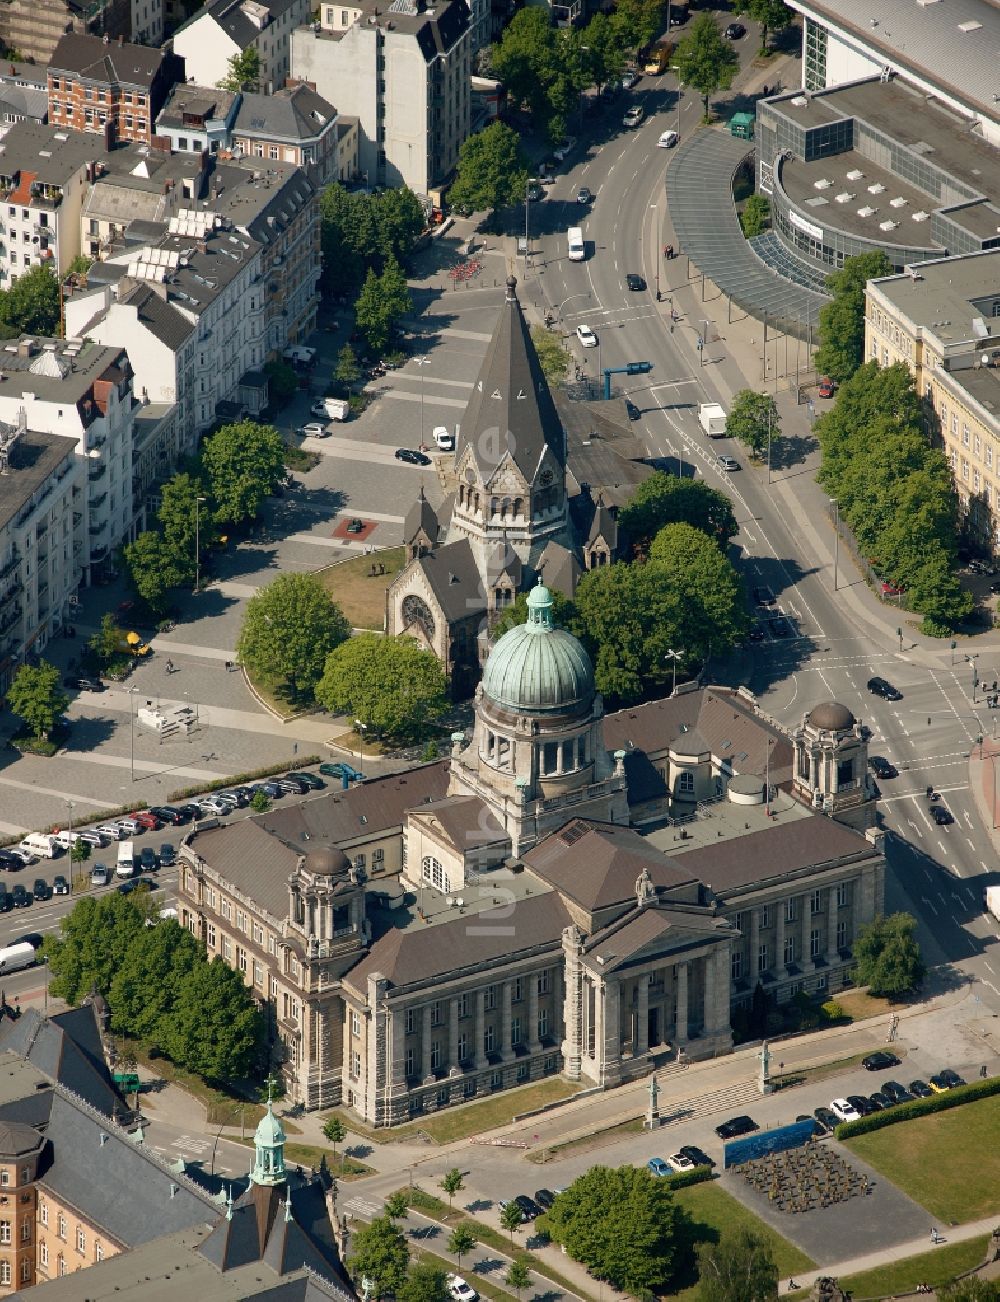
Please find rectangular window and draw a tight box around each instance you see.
[513,977,522,1002]
[405,1008,415,1034]
[351,1050,361,1078]
[20,1219,30,1243]
[206,923,216,948]
[431,1000,442,1026]
[731,949,743,981]
[76,1227,85,1253]
[39,1201,47,1228]
[253,960,264,988]
[537,970,549,995]
[836,919,848,951]
[836,882,849,908]
[783,936,795,965]
[511,1017,521,1047]
[404,1047,416,1077]
[372,847,385,869]
[220,899,232,921]
[537,1008,548,1038]
[351,1011,361,1036]
[458,992,470,1018]
[222,936,232,960]
[0,1262,9,1285]
[760,905,769,929]
[95,1241,103,1262]
[0,1221,10,1244]
[431,1040,442,1070]
[40,1241,48,1267]
[483,1024,495,1053]
[811,890,822,914]
[784,899,795,924]
[757,943,768,974]
[20,1259,29,1283]
[810,928,821,958]
[484,985,496,1011]
[458,1031,468,1062]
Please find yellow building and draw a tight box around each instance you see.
[865,251,1000,547]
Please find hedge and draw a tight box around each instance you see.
[0,799,151,849]
[168,755,321,801]
[663,1165,715,1191]
[836,1076,1000,1139]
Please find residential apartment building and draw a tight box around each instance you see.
[47,33,183,147]
[291,0,471,197]
[866,250,1000,549]
[173,0,313,96]
[0,0,129,67]
[232,85,346,186]
[154,83,240,155]
[0,63,49,141]
[131,0,165,44]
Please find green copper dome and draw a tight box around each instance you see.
[483,584,594,715]
[250,1099,286,1187]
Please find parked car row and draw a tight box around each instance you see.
[828,1067,965,1124]
[647,1145,715,1176]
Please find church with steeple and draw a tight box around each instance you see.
[386,276,620,695]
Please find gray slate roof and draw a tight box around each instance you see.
[457,277,566,485]
[0,430,75,535]
[404,485,439,545]
[178,0,306,51]
[413,538,487,622]
[411,795,508,852]
[234,85,336,143]
[188,818,300,919]
[0,1003,129,1122]
[48,33,169,87]
[586,905,727,970]
[121,283,196,351]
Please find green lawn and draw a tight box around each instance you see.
[786,1236,990,1302]
[844,1094,1000,1222]
[666,1181,815,1299]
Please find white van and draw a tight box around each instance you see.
[567,227,586,262]
[116,840,135,878]
[18,833,58,859]
[53,829,82,851]
[433,426,455,450]
[0,943,38,975]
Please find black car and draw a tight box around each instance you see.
[178,803,205,821]
[52,874,70,895]
[868,756,897,779]
[669,4,688,23]
[753,585,776,606]
[63,674,106,692]
[931,805,954,826]
[31,878,52,901]
[0,891,11,913]
[869,1091,894,1111]
[513,1194,542,1220]
[724,21,746,38]
[715,1114,758,1140]
[626,273,646,292]
[935,1068,966,1089]
[677,1144,714,1168]
[576,186,594,204]
[11,884,32,908]
[813,1106,839,1135]
[747,623,765,643]
[395,448,432,466]
[846,1094,875,1117]
[534,1188,556,1211]
[867,676,903,701]
[909,1079,932,1098]
[862,1050,900,1071]
[288,771,325,791]
[139,847,158,873]
[150,805,187,825]
[625,399,641,422]
[881,1080,913,1104]
[0,851,24,872]
[118,879,151,897]
[13,932,43,949]
[159,842,176,866]
[769,615,793,638]
[991,580,1000,595]
[280,775,311,795]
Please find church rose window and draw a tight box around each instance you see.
[402,595,436,641]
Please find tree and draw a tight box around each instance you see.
[371,187,425,265]
[349,1216,411,1299]
[500,1200,524,1248]
[448,122,530,218]
[581,11,626,90]
[611,0,665,55]
[67,253,93,277]
[852,912,925,998]
[123,530,189,613]
[322,1115,347,1167]
[740,194,770,238]
[815,362,924,502]
[7,660,67,741]
[384,1191,409,1221]
[157,471,208,566]
[107,919,201,1041]
[726,390,779,459]
[695,1226,779,1302]
[505,1259,532,1300]
[492,587,577,638]
[201,421,286,528]
[218,46,260,91]
[89,612,123,670]
[354,259,413,356]
[249,788,270,812]
[316,633,448,742]
[530,325,571,384]
[264,359,300,406]
[161,956,263,1080]
[440,1168,464,1210]
[734,0,793,53]
[673,14,740,120]
[648,523,749,660]
[447,1225,477,1270]
[906,550,973,633]
[335,343,362,388]
[540,1164,684,1295]
[815,251,894,383]
[399,1262,450,1302]
[44,893,157,1005]
[0,265,60,337]
[490,9,563,135]
[238,573,350,704]
[619,473,738,551]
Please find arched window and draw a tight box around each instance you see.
[421,856,451,893]
[514,497,524,517]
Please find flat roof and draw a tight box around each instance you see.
[781,147,937,245]
[867,251,1000,341]
[0,336,124,405]
[0,429,75,534]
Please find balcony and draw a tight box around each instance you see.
[88,521,108,537]
[0,578,22,606]
[88,464,107,483]
[0,604,22,635]
[89,491,108,510]
[0,551,20,582]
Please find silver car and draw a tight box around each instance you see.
[78,830,107,848]
[95,822,127,841]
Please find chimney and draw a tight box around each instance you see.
[16,338,34,358]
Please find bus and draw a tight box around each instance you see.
[567,227,585,262]
[643,38,674,74]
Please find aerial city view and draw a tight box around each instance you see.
[0,0,997,1296]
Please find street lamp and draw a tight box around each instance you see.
[524,177,531,271]
[415,355,430,451]
[664,648,683,696]
[355,719,368,769]
[65,799,75,894]
[766,406,774,485]
[126,684,139,783]
[831,499,839,593]
[967,654,980,703]
[194,495,207,593]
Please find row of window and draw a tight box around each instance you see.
[49,79,148,107]
[0,1258,30,1283]
[731,922,848,980]
[732,886,848,934]
[396,973,552,1036]
[349,1013,552,1083]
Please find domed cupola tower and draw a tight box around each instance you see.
[448,276,572,579]
[792,701,874,829]
[449,583,628,853]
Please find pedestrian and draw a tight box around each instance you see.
[293,742,298,756]
[930,1227,938,1244]
[981,1064,988,1079]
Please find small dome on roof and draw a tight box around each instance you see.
[0,1121,40,1160]
[302,846,350,877]
[807,701,855,732]
[482,583,594,715]
[254,1101,285,1151]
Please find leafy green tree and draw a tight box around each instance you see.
[371,187,425,264]
[44,893,157,1005]
[726,390,779,458]
[734,0,793,52]
[852,912,925,998]
[354,268,391,354]
[384,1191,409,1221]
[906,550,973,633]
[815,362,924,501]
[447,1225,477,1270]
[238,573,350,704]
[740,193,770,238]
[68,254,93,277]
[611,0,664,55]
[0,265,60,336]
[379,255,413,332]
[540,1164,684,1295]
[322,1115,347,1166]
[318,183,424,294]
[108,919,201,1041]
[673,14,740,120]
[530,325,571,384]
[619,472,738,551]
[490,9,563,134]
[440,1168,464,1209]
[648,523,748,657]
[335,342,362,388]
[249,788,270,812]
[161,956,263,1081]
[264,359,300,406]
[448,122,530,218]
[316,633,448,742]
[349,1216,411,1299]
[201,421,286,528]
[399,1262,450,1302]
[815,251,893,383]
[505,1259,532,1300]
[218,46,260,91]
[122,530,188,613]
[319,183,367,290]
[492,588,577,638]
[500,1200,524,1248]
[581,11,626,89]
[157,471,208,564]
[695,1225,779,1302]
[7,660,67,740]
[89,612,123,670]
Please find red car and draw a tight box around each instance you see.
[134,811,161,831]
[818,376,836,399]
[880,580,905,598]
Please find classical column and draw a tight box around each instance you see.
[528,973,541,1052]
[449,997,459,1072]
[601,977,622,1086]
[636,975,649,1056]
[391,1006,406,1090]
[675,962,688,1045]
[422,1003,433,1081]
[561,928,583,1080]
[703,952,715,1037]
[801,894,812,969]
[775,904,786,972]
[749,907,760,979]
[501,980,513,1061]
[828,884,840,960]
[474,988,487,1069]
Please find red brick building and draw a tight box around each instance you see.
[47,33,183,147]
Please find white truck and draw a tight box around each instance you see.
[699,403,727,437]
[0,942,38,975]
[321,397,350,422]
[986,884,1000,924]
[117,840,135,878]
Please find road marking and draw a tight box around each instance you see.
[966,837,976,850]
[923,896,938,916]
